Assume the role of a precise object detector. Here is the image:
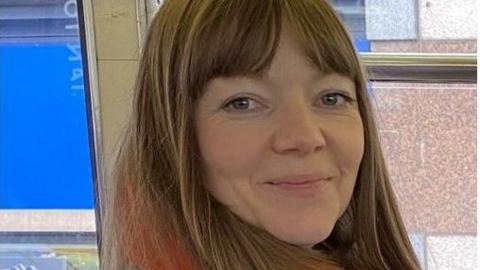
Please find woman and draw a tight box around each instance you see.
[102,0,421,269]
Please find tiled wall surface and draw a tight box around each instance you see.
[419,0,477,40]
[365,0,418,40]
[426,235,476,270]
[364,0,477,53]
[372,82,476,269]
[92,0,139,178]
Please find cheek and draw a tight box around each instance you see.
[334,118,364,170]
[334,120,364,199]
[196,121,264,177]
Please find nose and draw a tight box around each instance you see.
[271,104,326,156]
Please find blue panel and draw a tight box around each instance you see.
[0,42,94,209]
[354,38,371,52]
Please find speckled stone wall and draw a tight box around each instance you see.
[371,82,476,269]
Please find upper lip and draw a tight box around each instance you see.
[266,173,331,185]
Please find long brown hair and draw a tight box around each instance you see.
[101,0,421,269]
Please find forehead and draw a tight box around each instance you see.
[214,29,355,91]
[260,28,324,84]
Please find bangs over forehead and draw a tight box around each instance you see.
[181,0,360,99]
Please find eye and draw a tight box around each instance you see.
[318,92,354,107]
[223,96,264,112]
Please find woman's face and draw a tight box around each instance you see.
[195,29,364,248]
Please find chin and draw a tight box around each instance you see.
[267,222,336,248]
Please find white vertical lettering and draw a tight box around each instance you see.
[64,0,83,92]
[67,44,81,61]
[71,68,83,82]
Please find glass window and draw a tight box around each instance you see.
[0,0,99,269]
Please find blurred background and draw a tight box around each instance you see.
[0,0,476,269]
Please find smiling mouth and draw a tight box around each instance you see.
[266,178,329,186]
[265,177,332,195]
[266,173,332,185]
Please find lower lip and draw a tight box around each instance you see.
[266,178,331,197]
